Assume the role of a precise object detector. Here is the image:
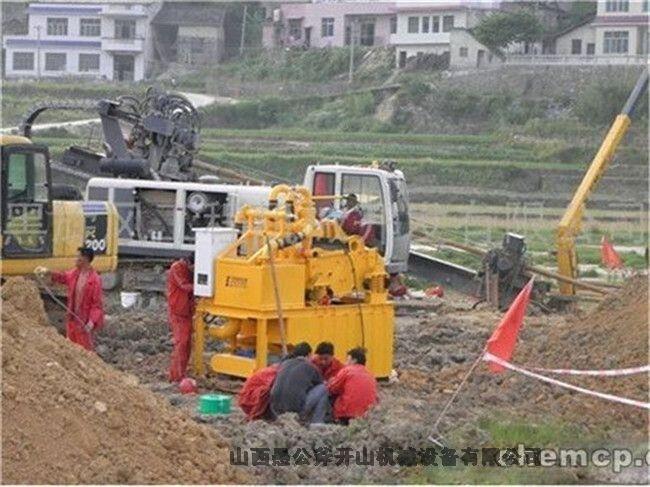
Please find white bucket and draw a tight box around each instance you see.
[120,291,141,309]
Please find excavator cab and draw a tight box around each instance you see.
[0,135,119,276]
[1,137,53,258]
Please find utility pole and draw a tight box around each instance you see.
[239,3,248,57]
[36,25,41,79]
[348,20,356,83]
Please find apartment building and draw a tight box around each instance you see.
[263,1,396,49]
[391,1,495,67]
[3,2,160,81]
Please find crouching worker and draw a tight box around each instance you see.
[167,255,194,382]
[327,347,377,425]
[269,342,330,424]
[38,247,104,351]
[238,364,279,421]
[311,341,344,380]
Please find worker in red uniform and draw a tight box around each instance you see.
[327,347,377,424]
[238,363,279,421]
[167,255,195,382]
[39,247,104,351]
[340,194,374,245]
[311,341,344,380]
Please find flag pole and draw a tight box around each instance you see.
[428,349,485,446]
[428,277,535,446]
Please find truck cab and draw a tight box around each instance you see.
[303,163,410,274]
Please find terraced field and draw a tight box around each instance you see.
[34,125,648,274]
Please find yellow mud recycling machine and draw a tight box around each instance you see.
[191,184,394,378]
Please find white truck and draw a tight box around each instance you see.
[86,163,411,274]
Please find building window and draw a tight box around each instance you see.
[288,19,302,40]
[408,16,419,33]
[432,16,440,33]
[321,17,334,37]
[571,39,582,54]
[603,31,629,53]
[421,16,430,33]
[46,18,68,36]
[442,15,454,32]
[644,0,649,11]
[587,43,595,54]
[80,18,101,37]
[459,46,468,57]
[359,21,375,46]
[45,52,66,71]
[390,16,397,34]
[79,53,100,72]
[605,0,629,12]
[399,50,407,68]
[114,19,136,39]
[12,52,34,70]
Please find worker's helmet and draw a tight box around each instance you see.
[179,377,198,394]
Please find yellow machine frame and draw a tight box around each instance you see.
[556,69,648,295]
[192,184,394,378]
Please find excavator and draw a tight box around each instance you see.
[0,134,118,276]
[556,68,648,295]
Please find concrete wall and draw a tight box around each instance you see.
[449,28,502,70]
[177,25,225,65]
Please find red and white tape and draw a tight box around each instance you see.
[529,364,650,377]
[483,352,650,410]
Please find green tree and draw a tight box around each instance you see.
[473,11,543,54]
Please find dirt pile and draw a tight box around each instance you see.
[471,275,649,437]
[390,276,648,446]
[1,277,247,484]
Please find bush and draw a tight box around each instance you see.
[398,77,432,103]
[215,47,367,83]
[501,99,546,125]
[344,93,376,118]
[575,79,648,126]
[201,96,324,129]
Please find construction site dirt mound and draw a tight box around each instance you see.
[467,275,649,438]
[1,277,247,484]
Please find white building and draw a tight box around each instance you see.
[391,1,496,67]
[3,2,160,81]
[510,0,648,65]
[592,0,648,56]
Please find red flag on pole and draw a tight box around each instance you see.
[485,278,534,373]
[600,236,623,269]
